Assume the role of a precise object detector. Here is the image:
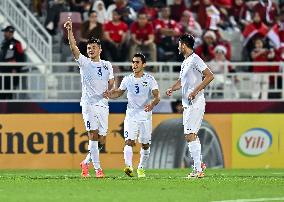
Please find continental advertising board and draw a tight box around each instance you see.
[0,114,231,169]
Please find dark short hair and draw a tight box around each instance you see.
[133,53,146,64]
[87,37,101,46]
[88,10,97,17]
[179,34,195,49]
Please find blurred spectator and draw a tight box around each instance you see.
[208,45,239,98]
[170,0,187,22]
[144,0,166,8]
[0,26,25,99]
[103,9,129,62]
[253,0,278,26]
[139,5,159,21]
[250,37,278,99]
[209,45,232,73]
[129,12,157,62]
[78,11,104,57]
[45,0,67,35]
[91,0,108,24]
[242,11,269,60]
[177,10,202,38]
[128,0,144,12]
[229,0,252,31]
[215,0,233,30]
[195,30,217,62]
[106,0,137,24]
[196,0,221,30]
[154,6,180,61]
[69,0,92,20]
[32,0,44,16]
[171,99,183,113]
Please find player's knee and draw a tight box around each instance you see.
[142,144,150,150]
[125,139,135,146]
[89,130,99,140]
[185,133,197,142]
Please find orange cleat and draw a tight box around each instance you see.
[96,168,105,178]
[197,172,205,178]
[80,161,90,178]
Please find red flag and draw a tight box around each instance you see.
[242,23,269,46]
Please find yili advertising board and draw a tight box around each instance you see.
[232,114,284,168]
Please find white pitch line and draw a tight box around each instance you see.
[211,197,284,202]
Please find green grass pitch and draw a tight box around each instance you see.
[0,169,283,202]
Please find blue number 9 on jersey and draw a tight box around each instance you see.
[87,121,91,130]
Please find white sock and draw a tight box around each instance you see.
[187,142,194,169]
[89,141,101,170]
[138,148,150,169]
[189,140,202,172]
[83,140,93,164]
[124,145,133,168]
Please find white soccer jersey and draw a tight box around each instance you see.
[119,73,158,121]
[76,54,114,107]
[179,53,207,108]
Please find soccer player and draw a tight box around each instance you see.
[64,17,114,178]
[166,34,214,178]
[105,53,160,178]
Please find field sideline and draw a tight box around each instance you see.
[0,169,283,202]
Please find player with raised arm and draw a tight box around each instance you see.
[64,17,114,178]
[166,34,214,178]
[105,53,160,178]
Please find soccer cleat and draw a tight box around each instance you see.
[124,166,134,177]
[137,168,146,178]
[95,168,105,178]
[197,172,205,178]
[80,161,90,177]
[187,170,197,178]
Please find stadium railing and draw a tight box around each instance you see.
[0,0,52,63]
[0,61,283,101]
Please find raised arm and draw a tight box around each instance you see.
[64,17,80,60]
[145,89,160,112]
[189,68,214,100]
[166,79,182,96]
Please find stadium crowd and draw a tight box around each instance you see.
[0,0,282,100]
[31,0,284,64]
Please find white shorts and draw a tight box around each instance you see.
[82,104,109,136]
[124,118,152,144]
[183,96,205,134]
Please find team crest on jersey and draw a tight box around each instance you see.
[103,64,108,70]
[142,82,148,87]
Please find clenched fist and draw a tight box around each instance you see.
[64,17,72,31]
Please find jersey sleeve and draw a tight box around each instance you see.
[195,55,207,72]
[75,54,88,68]
[150,76,159,90]
[119,76,128,91]
[107,61,114,80]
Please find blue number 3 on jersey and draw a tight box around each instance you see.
[134,84,139,94]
